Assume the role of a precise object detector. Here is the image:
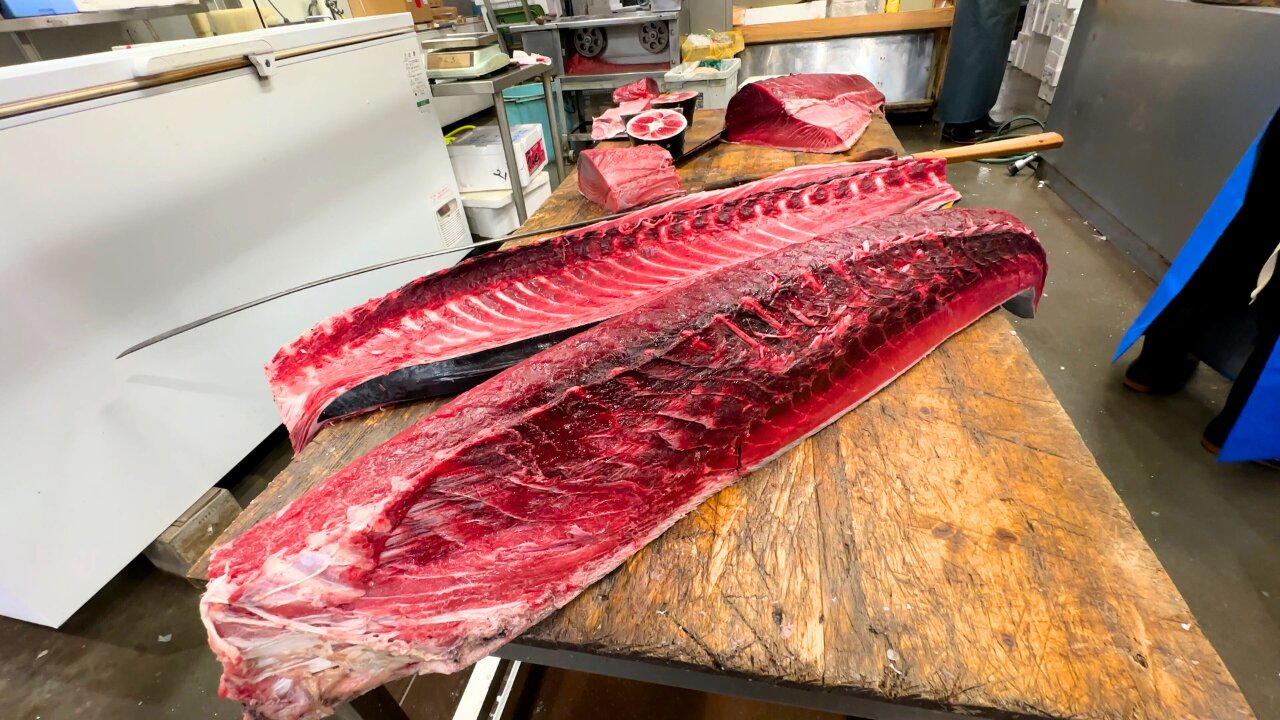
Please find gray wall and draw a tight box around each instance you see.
[684,0,732,32]
[1043,0,1280,279]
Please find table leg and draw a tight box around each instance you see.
[11,32,41,63]
[555,81,571,163]
[493,92,529,225]
[540,71,565,185]
[334,686,410,720]
[497,644,969,720]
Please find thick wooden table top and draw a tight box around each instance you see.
[197,112,1254,719]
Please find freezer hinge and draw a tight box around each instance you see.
[249,52,278,79]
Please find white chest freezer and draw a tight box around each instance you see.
[0,15,471,627]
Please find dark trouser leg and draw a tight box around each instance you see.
[1130,113,1279,395]
[1205,284,1280,449]
[937,0,1021,126]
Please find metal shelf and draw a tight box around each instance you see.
[0,3,207,33]
[428,60,549,97]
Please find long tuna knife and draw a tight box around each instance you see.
[117,132,1062,359]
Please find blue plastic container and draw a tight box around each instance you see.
[501,82,566,163]
[1,0,77,18]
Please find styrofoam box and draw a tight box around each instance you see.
[664,58,741,110]
[1044,49,1064,72]
[447,123,548,193]
[1038,79,1056,104]
[738,0,825,25]
[829,0,884,17]
[460,171,552,238]
[1042,63,1062,87]
[1017,34,1050,76]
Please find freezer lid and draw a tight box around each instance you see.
[0,15,414,107]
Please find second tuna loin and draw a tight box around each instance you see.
[725,73,886,153]
[202,208,1047,720]
[269,158,960,451]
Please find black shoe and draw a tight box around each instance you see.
[1200,429,1280,468]
[1122,345,1198,394]
[1202,412,1233,453]
[975,114,1003,132]
[941,120,997,145]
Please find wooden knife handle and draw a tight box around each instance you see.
[914,132,1064,163]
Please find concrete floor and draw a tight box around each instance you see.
[2,68,1278,720]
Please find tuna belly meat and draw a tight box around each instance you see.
[202,207,1048,720]
[269,158,961,451]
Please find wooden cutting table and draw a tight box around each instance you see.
[195,111,1255,720]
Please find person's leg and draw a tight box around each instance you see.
[1123,209,1259,393]
[1204,283,1279,452]
[1127,114,1279,394]
[938,0,1021,142]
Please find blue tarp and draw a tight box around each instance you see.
[1115,119,1278,462]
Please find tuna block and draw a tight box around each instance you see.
[578,145,684,213]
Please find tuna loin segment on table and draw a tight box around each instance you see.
[202,208,1048,720]
[725,73,886,153]
[268,158,961,451]
[577,145,683,212]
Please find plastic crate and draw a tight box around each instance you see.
[664,59,741,110]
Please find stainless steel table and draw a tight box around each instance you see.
[431,62,565,224]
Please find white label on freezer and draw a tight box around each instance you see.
[436,198,468,248]
[403,49,431,112]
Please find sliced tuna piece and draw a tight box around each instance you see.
[611,76,659,103]
[269,158,960,451]
[590,98,651,140]
[725,73,886,153]
[203,208,1047,720]
[577,145,683,212]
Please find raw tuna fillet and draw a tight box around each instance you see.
[269,158,960,451]
[590,98,650,140]
[577,145,683,212]
[202,208,1047,720]
[612,76,659,103]
[725,73,886,153]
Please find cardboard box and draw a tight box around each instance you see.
[405,0,457,23]
[405,0,432,23]
[348,0,405,17]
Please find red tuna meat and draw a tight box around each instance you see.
[577,145,683,212]
[590,98,651,140]
[725,73,886,153]
[203,207,1047,720]
[612,76,659,103]
[268,158,960,451]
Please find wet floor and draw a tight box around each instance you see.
[1,68,1276,720]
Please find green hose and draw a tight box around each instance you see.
[974,115,1047,164]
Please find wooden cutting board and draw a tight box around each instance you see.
[194,112,1255,720]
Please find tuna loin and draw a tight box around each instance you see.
[577,145,683,212]
[725,74,886,153]
[202,208,1048,720]
[269,158,960,451]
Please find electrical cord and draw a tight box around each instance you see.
[973,115,1047,165]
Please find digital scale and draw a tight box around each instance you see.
[420,32,510,79]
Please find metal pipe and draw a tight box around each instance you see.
[492,90,529,224]
[540,70,565,185]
